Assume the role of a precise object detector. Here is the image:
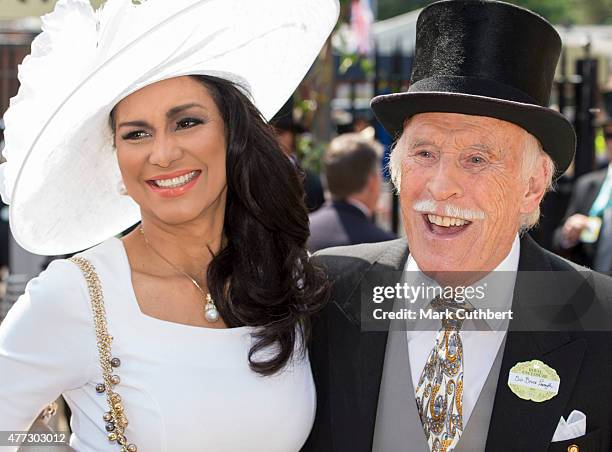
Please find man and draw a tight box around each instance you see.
[304,2,612,451]
[308,133,394,252]
[553,92,612,272]
[271,97,325,212]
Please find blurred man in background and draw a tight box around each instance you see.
[308,133,394,252]
[554,90,612,272]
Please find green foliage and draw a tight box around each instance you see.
[296,135,326,174]
[338,54,375,77]
[508,0,576,24]
[377,0,429,20]
[575,0,612,25]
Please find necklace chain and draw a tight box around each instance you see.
[138,225,219,322]
[139,226,206,295]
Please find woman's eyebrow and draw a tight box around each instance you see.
[117,119,149,129]
[117,103,207,129]
[166,102,206,118]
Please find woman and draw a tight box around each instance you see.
[0,0,338,450]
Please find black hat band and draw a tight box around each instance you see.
[409,76,538,106]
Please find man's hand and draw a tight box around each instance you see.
[561,214,590,247]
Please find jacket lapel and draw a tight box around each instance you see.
[485,235,589,451]
[359,239,409,448]
[360,329,390,445]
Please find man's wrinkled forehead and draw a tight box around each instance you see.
[401,112,525,153]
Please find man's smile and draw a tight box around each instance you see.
[421,213,472,237]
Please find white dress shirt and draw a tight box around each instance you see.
[0,237,315,452]
[405,235,520,426]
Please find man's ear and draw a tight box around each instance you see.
[519,157,549,215]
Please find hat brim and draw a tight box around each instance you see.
[3,0,339,255]
[371,91,576,177]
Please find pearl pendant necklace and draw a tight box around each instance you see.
[204,294,219,322]
[139,226,220,323]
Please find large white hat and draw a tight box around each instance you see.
[0,0,339,255]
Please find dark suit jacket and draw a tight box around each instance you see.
[553,168,608,268]
[308,201,395,253]
[304,235,612,452]
[304,169,325,213]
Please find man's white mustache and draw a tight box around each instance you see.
[413,199,485,221]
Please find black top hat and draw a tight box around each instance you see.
[371,0,575,175]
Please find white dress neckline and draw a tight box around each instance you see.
[109,236,255,334]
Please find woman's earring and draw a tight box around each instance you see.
[117,181,128,196]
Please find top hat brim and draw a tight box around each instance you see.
[371,91,576,177]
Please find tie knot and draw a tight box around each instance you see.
[430,296,475,331]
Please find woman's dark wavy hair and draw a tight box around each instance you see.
[169,75,328,375]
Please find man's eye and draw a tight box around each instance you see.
[469,155,486,164]
[121,130,149,140]
[176,118,203,130]
[417,150,433,158]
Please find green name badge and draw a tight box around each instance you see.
[507,359,560,402]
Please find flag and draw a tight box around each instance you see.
[351,0,374,55]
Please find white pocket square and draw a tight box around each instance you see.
[551,410,586,442]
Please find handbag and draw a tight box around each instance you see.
[21,257,136,452]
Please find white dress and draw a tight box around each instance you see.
[0,238,316,451]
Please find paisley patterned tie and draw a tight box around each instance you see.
[415,297,473,452]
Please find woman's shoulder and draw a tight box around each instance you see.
[1,246,103,351]
[27,257,87,303]
[74,236,125,268]
[27,237,125,309]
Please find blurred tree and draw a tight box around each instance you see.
[377,0,429,19]
[375,0,611,25]
[512,0,575,24]
[578,0,612,25]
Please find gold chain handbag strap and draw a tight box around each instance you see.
[68,257,138,452]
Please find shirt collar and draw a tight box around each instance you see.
[403,234,520,332]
